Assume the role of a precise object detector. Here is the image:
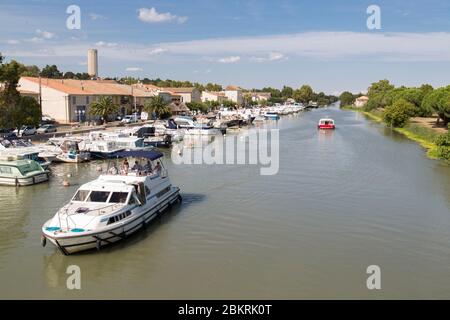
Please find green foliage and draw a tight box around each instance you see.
[40,64,63,78]
[144,95,171,119]
[222,100,237,108]
[421,86,450,125]
[339,91,355,107]
[293,85,313,103]
[367,79,395,98]
[0,57,41,128]
[186,101,208,113]
[281,86,294,98]
[435,131,450,161]
[12,96,41,128]
[383,98,415,128]
[89,96,119,122]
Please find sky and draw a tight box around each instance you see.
[1,0,450,94]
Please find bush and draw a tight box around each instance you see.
[435,131,450,161]
[383,99,415,128]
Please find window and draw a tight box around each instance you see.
[87,191,110,203]
[0,166,12,174]
[73,190,90,202]
[72,96,76,105]
[109,192,129,204]
[86,96,90,104]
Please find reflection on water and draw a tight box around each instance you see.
[1,105,450,299]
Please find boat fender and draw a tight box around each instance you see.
[62,180,70,187]
[96,239,101,250]
[32,176,35,184]
[15,177,19,187]
[178,194,182,203]
[41,235,46,247]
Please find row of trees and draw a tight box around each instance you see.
[89,95,172,122]
[340,79,450,128]
[252,85,338,105]
[0,56,41,129]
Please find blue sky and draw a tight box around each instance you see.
[2,0,450,94]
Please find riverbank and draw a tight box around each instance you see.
[341,105,445,160]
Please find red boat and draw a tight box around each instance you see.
[318,118,335,130]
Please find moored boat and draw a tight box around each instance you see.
[41,150,181,255]
[0,155,49,186]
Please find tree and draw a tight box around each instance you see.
[63,71,76,79]
[89,96,119,122]
[421,86,450,125]
[186,101,208,113]
[294,85,314,103]
[11,96,41,128]
[367,79,395,98]
[383,98,415,127]
[143,95,171,119]
[435,131,450,161]
[0,58,23,128]
[222,99,236,109]
[281,86,294,99]
[339,91,355,107]
[20,65,40,77]
[40,64,63,78]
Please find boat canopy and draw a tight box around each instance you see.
[114,150,163,160]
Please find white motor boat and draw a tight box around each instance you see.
[173,116,223,136]
[0,155,49,186]
[46,137,91,163]
[41,150,181,255]
[81,132,125,159]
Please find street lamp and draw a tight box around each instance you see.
[75,109,85,123]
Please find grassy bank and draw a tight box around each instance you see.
[341,105,441,159]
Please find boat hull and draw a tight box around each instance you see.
[0,172,49,186]
[42,187,181,254]
[318,125,335,130]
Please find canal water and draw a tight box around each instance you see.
[0,105,449,299]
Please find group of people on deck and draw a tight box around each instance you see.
[108,158,162,176]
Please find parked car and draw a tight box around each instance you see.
[14,126,37,137]
[0,128,16,139]
[120,115,138,124]
[41,115,55,124]
[37,124,57,134]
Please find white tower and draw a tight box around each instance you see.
[87,49,98,78]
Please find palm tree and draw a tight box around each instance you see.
[89,96,119,123]
[144,95,171,119]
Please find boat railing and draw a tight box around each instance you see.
[57,203,124,230]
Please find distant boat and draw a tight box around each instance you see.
[318,118,335,130]
[264,112,280,120]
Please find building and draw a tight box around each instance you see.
[18,77,155,123]
[201,91,228,103]
[250,92,271,102]
[354,96,369,108]
[87,49,98,78]
[224,85,243,105]
[162,87,201,103]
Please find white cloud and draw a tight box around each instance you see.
[36,29,55,40]
[218,56,241,63]
[95,41,118,47]
[126,67,143,72]
[77,61,87,66]
[7,39,20,44]
[9,32,450,64]
[138,7,188,24]
[251,52,285,62]
[148,47,168,55]
[90,13,107,20]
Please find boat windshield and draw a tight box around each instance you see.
[86,191,110,203]
[72,190,130,204]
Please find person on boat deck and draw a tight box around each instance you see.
[143,160,152,173]
[153,161,162,175]
[132,160,143,172]
[108,163,119,175]
[121,159,130,174]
